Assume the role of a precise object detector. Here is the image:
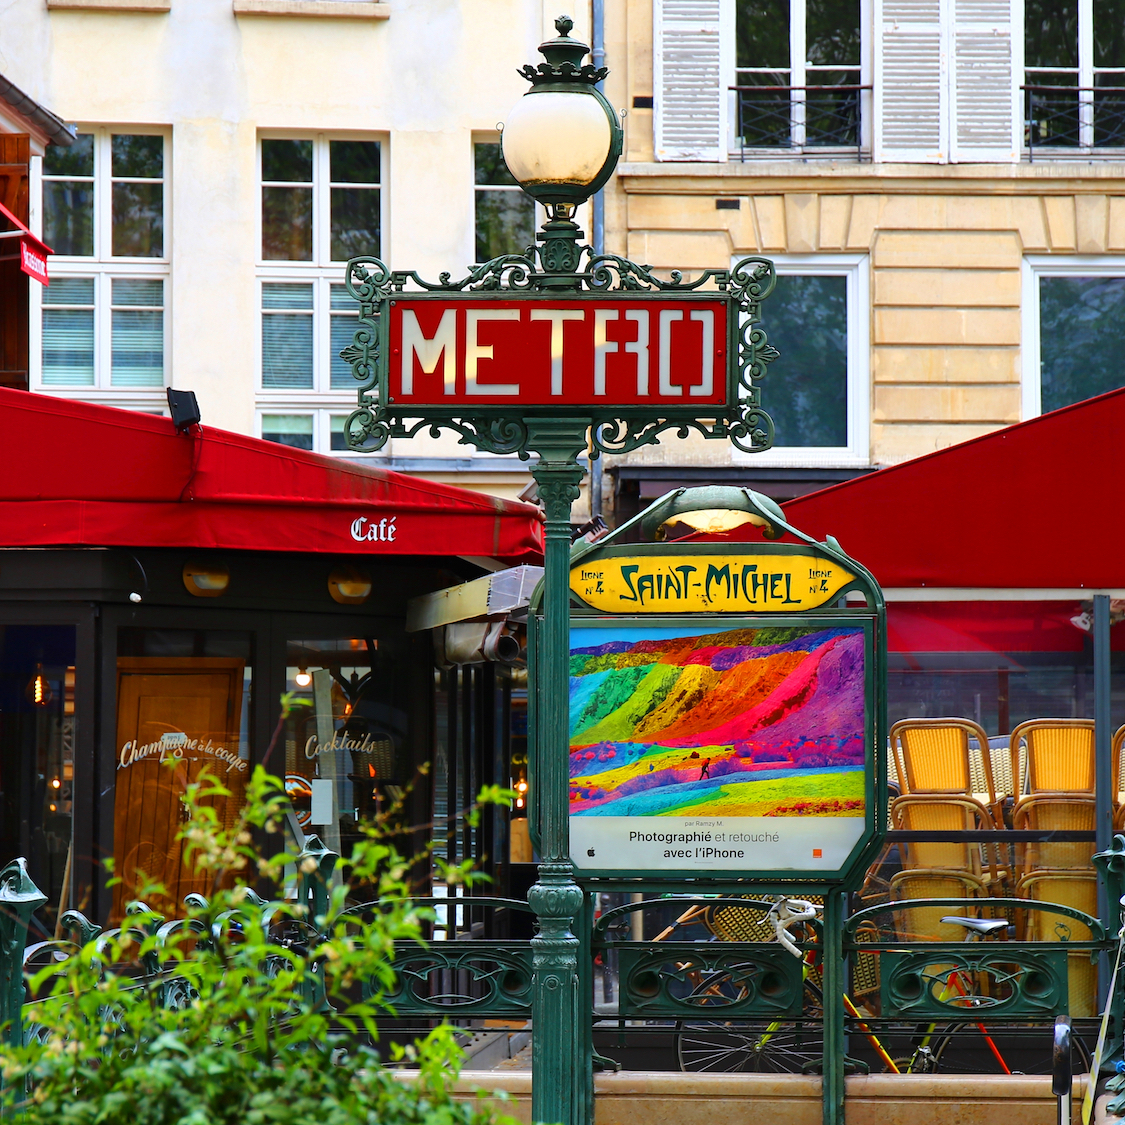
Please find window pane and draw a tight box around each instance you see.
[1095,0,1125,68]
[330,187,380,260]
[1026,0,1078,68]
[112,135,163,179]
[475,189,535,262]
[263,282,313,309]
[262,139,313,182]
[1026,76,1081,147]
[330,140,380,184]
[43,277,95,306]
[330,415,349,451]
[42,308,95,386]
[1040,276,1125,412]
[112,278,163,306]
[112,182,163,257]
[44,134,93,177]
[1094,78,1125,145]
[761,274,848,447]
[807,0,860,66]
[329,283,356,310]
[331,313,358,389]
[262,414,314,449]
[262,186,313,260]
[43,182,94,256]
[112,308,164,387]
[475,142,520,187]
[736,0,789,69]
[262,280,314,388]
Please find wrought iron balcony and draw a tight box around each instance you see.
[731,84,868,159]
[1023,85,1125,158]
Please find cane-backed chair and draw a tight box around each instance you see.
[889,718,1005,829]
[891,794,1009,892]
[1016,870,1099,1016]
[889,869,989,942]
[1113,724,1125,829]
[1009,719,1095,798]
[1012,795,1096,879]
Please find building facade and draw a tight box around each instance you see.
[599,0,1125,520]
[3,0,589,502]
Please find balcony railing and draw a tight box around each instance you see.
[731,84,869,159]
[1023,85,1125,158]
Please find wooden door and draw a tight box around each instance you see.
[113,657,246,922]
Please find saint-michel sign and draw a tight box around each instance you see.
[385,294,729,409]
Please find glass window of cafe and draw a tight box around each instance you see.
[872,599,1125,1018]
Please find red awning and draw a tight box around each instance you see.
[0,390,543,563]
[779,386,1125,589]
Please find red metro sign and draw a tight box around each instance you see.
[384,295,730,410]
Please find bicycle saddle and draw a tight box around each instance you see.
[939,916,1008,936]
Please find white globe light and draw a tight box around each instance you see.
[502,92,613,190]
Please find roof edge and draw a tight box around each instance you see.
[0,74,75,148]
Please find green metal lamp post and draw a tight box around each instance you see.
[497,22,623,1124]
[342,19,778,1125]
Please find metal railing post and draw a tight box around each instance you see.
[0,859,46,1050]
[1054,1015,1073,1125]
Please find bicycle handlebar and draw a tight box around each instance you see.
[769,897,820,958]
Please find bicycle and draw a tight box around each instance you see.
[667,897,1089,1075]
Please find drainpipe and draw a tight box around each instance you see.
[590,0,606,522]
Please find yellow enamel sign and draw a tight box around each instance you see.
[570,554,855,613]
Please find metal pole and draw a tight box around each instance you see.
[822,888,845,1125]
[1095,594,1113,1009]
[527,418,589,1125]
[589,0,606,524]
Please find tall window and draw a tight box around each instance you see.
[257,136,376,435]
[36,130,168,401]
[259,411,357,453]
[734,0,862,152]
[734,255,869,464]
[1024,258,1125,416]
[474,142,535,262]
[1025,0,1125,151]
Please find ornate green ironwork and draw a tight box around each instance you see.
[611,942,805,1019]
[880,947,1070,1019]
[340,251,777,460]
[0,859,47,1048]
[385,942,534,1016]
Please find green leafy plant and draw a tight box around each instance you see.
[1,761,520,1125]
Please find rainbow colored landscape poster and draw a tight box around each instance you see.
[568,622,868,873]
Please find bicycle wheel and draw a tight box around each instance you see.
[675,979,823,1073]
[929,1023,1091,1075]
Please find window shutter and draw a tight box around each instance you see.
[874,0,947,162]
[653,0,727,162]
[950,0,1018,162]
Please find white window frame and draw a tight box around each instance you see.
[1021,254,1125,418]
[30,125,170,410]
[726,0,874,157]
[255,132,383,424]
[731,253,870,467]
[256,408,379,458]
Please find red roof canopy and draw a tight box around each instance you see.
[0,391,543,564]
[781,387,1125,589]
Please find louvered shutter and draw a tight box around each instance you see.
[653,0,728,162]
[950,0,1018,161]
[875,0,947,162]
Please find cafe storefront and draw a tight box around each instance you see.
[0,389,542,929]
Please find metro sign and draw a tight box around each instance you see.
[382,295,731,412]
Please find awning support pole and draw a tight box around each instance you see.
[527,418,590,1125]
[1095,594,1113,1007]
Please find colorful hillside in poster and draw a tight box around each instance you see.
[569,625,865,818]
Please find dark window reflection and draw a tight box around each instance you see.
[759,273,848,447]
[474,143,534,262]
[1040,275,1125,412]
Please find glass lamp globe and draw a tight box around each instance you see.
[501,16,622,208]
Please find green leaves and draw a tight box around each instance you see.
[3,763,518,1125]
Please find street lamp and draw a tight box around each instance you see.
[501,16,622,275]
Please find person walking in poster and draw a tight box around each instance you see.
[699,758,710,780]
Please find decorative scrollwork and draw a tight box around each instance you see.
[880,947,1069,1020]
[612,942,805,1020]
[387,941,534,1016]
[340,249,779,459]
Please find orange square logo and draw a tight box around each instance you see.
[812,848,823,859]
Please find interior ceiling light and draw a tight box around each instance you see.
[26,665,52,707]
[183,561,230,598]
[328,566,373,605]
[294,666,313,688]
